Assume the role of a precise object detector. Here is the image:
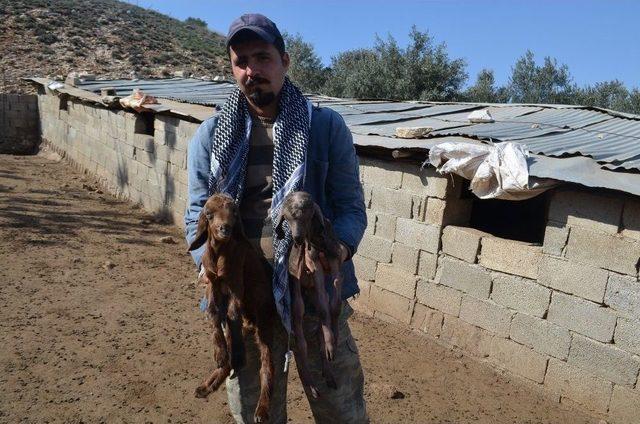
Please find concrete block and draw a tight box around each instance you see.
[548,292,616,343]
[424,197,472,227]
[353,254,377,282]
[488,337,548,383]
[622,198,640,240]
[510,313,570,359]
[544,358,613,413]
[416,279,463,316]
[374,212,396,241]
[605,273,640,317]
[441,225,486,263]
[440,314,493,358]
[364,211,375,234]
[391,242,419,275]
[491,273,550,317]
[549,189,623,234]
[437,256,492,299]
[358,234,393,263]
[401,165,451,199]
[565,227,640,276]
[369,285,413,324]
[359,158,403,189]
[370,187,413,218]
[459,295,513,337]
[479,237,542,279]
[374,263,417,298]
[361,184,372,208]
[538,256,608,303]
[615,317,640,356]
[395,218,441,253]
[609,385,640,424]
[542,221,569,256]
[569,333,640,386]
[410,303,443,337]
[417,251,437,280]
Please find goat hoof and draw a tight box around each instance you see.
[254,405,269,423]
[309,386,320,399]
[325,346,335,362]
[194,384,211,398]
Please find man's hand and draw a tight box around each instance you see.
[338,242,350,263]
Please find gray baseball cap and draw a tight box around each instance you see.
[226,14,284,50]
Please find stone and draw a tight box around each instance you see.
[358,234,393,263]
[548,189,623,234]
[391,242,419,275]
[441,225,486,263]
[369,285,413,324]
[459,296,513,337]
[615,317,640,356]
[395,218,441,253]
[604,273,640,317]
[374,213,397,241]
[440,314,493,358]
[437,256,492,299]
[416,279,463,317]
[490,273,551,317]
[370,187,413,218]
[565,227,640,276]
[401,165,451,199]
[542,221,569,256]
[544,358,613,414]
[353,255,378,282]
[548,291,616,343]
[538,256,608,303]
[395,126,433,138]
[374,264,417,298]
[417,251,438,280]
[479,237,542,279]
[510,313,570,359]
[608,385,640,424]
[410,303,443,337]
[488,337,548,383]
[568,333,640,386]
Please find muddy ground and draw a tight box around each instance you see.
[0,151,599,424]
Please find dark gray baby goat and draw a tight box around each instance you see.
[275,191,344,397]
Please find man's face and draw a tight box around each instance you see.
[229,39,290,109]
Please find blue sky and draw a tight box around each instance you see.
[125,0,639,89]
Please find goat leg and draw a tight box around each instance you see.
[290,274,320,399]
[195,315,232,397]
[226,297,246,371]
[328,259,343,355]
[252,320,274,423]
[195,295,232,398]
[310,264,335,361]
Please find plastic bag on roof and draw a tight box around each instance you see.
[427,141,556,200]
[119,88,158,112]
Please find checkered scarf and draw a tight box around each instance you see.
[208,77,311,333]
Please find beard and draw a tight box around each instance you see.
[245,77,277,107]
[248,89,276,107]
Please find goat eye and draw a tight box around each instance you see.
[205,212,213,220]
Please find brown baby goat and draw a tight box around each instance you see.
[275,191,344,397]
[188,193,275,423]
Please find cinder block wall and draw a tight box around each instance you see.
[36,92,640,422]
[37,92,198,225]
[0,94,40,154]
[353,157,640,424]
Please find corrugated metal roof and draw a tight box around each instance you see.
[55,77,640,193]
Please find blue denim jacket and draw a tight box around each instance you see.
[184,106,367,300]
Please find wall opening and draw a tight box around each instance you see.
[134,112,154,136]
[58,95,68,111]
[461,180,549,244]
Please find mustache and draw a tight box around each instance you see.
[246,77,270,87]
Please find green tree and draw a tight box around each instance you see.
[573,80,640,114]
[283,32,328,93]
[185,17,207,28]
[322,26,467,101]
[507,50,574,104]
[463,69,509,103]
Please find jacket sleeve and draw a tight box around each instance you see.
[325,111,367,257]
[184,117,217,269]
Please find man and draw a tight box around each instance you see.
[184,13,368,424]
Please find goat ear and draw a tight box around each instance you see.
[188,210,209,251]
[274,208,286,240]
[311,203,325,235]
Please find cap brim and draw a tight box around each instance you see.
[226,26,276,48]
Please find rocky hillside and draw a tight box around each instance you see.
[0,0,228,93]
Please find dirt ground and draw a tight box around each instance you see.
[0,150,600,424]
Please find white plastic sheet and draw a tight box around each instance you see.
[427,141,557,200]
